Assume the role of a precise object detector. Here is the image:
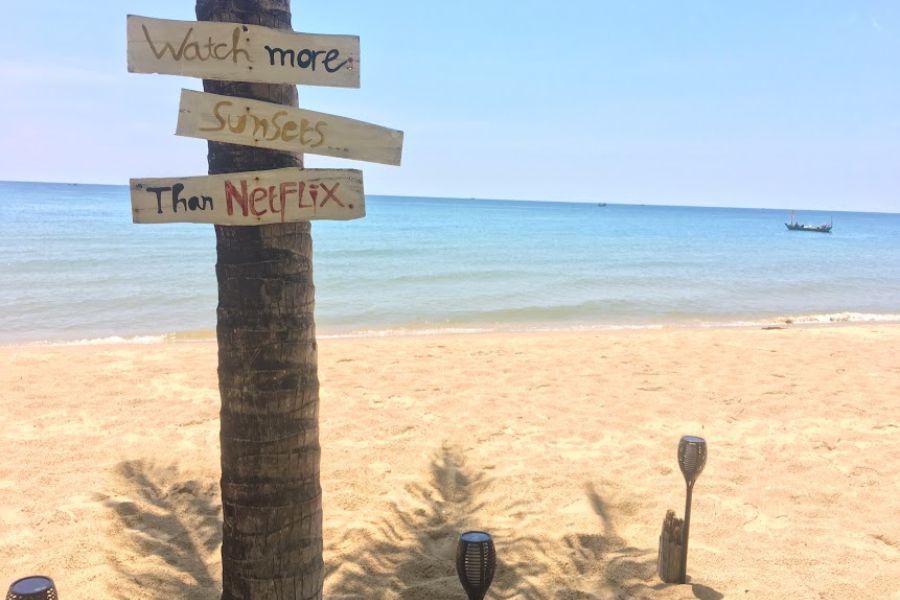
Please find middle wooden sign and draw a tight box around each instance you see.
[176,89,404,166]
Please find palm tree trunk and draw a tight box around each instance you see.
[194,1,323,598]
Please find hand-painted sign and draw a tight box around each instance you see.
[127,15,360,87]
[130,168,364,225]
[176,90,403,166]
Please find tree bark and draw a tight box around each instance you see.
[195,1,323,598]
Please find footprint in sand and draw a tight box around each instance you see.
[367,462,391,475]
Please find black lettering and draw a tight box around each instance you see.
[322,48,350,73]
[264,45,295,66]
[296,49,316,69]
[146,186,172,214]
[187,195,213,210]
[171,183,188,213]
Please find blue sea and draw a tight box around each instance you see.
[1,181,899,344]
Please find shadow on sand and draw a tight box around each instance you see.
[326,443,545,599]
[101,457,722,600]
[557,482,723,599]
[690,583,725,600]
[101,460,221,599]
[550,481,654,599]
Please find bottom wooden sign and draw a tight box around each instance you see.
[130,167,364,224]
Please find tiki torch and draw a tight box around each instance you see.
[6,576,57,600]
[677,435,707,584]
[456,531,496,600]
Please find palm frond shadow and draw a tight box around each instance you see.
[557,482,723,600]
[553,482,658,599]
[326,443,544,599]
[101,460,221,599]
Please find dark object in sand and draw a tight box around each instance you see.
[658,509,684,583]
[678,436,707,584]
[6,576,57,600]
[456,531,496,600]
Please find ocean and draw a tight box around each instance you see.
[2,181,899,344]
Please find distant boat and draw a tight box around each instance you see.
[597,202,607,207]
[785,211,832,233]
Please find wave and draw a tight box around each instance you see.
[773,312,900,325]
[318,323,673,339]
[320,327,495,339]
[322,311,900,339]
[7,311,900,346]
[694,312,900,329]
[17,334,170,347]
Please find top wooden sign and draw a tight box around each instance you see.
[127,15,360,88]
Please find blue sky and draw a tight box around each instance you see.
[0,1,897,211]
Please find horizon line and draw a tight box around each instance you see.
[0,179,896,216]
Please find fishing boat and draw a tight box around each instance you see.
[785,211,832,233]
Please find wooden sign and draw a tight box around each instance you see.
[130,168,364,225]
[176,90,403,165]
[127,15,360,87]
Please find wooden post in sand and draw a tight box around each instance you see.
[126,1,402,596]
[657,509,684,583]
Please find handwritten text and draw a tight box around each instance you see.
[200,100,327,147]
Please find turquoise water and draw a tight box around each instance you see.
[2,181,899,344]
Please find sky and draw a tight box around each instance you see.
[0,1,897,212]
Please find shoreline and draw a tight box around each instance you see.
[6,310,900,348]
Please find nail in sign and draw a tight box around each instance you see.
[127,15,360,87]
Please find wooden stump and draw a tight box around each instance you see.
[657,509,684,583]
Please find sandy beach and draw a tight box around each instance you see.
[1,325,899,599]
